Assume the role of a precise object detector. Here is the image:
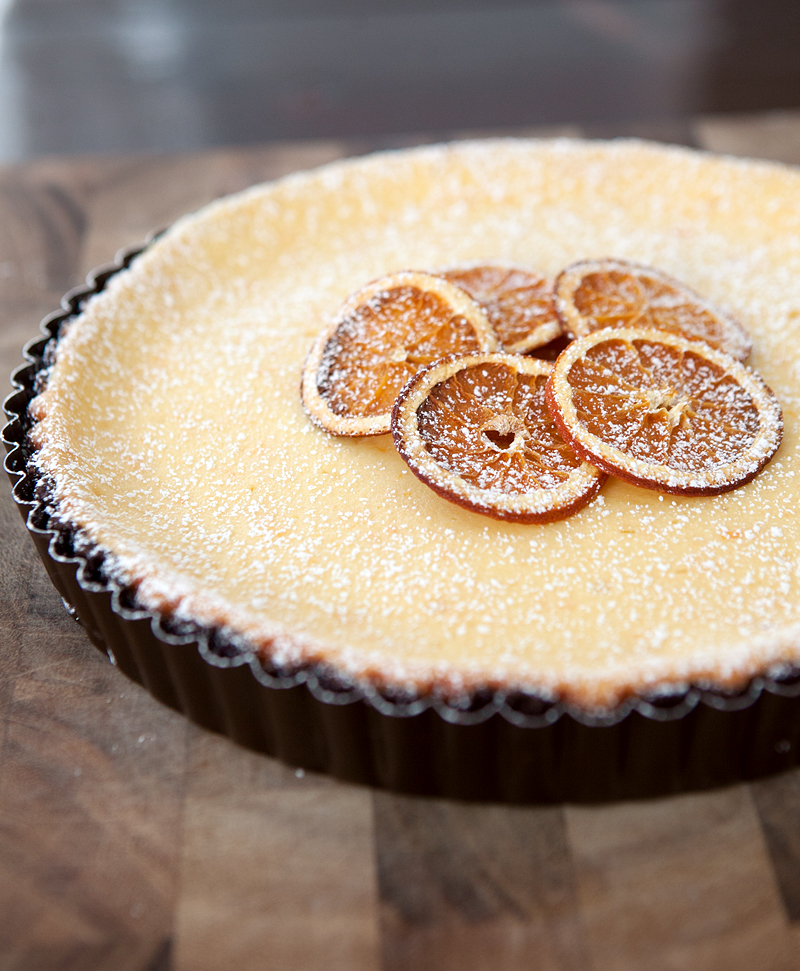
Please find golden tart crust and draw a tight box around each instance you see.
[28,139,800,709]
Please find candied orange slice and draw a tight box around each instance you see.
[554,258,752,361]
[439,264,562,353]
[302,271,498,436]
[545,328,782,496]
[391,353,605,522]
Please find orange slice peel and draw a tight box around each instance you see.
[392,353,606,522]
[554,258,752,362]
[439,264,562,354]
[301,271,498,436]
[545,328,782,496]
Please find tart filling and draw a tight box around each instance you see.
[26,139,800,708]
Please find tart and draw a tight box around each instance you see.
[7,138,800,800]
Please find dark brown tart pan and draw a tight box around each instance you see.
[5,240,800,804]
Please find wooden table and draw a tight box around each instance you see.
[3,113,800,971]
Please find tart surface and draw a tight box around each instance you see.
[28,139,800,708]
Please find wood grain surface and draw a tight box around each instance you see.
[3,114,800,971]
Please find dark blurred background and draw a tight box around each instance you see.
[0,0,798,160]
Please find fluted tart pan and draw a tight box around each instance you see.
[5,240,800,803]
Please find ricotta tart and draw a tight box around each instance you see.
[22,139,800,716]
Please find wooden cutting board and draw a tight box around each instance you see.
[3,114,800,971]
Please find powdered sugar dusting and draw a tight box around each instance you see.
[27,138,800,707]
